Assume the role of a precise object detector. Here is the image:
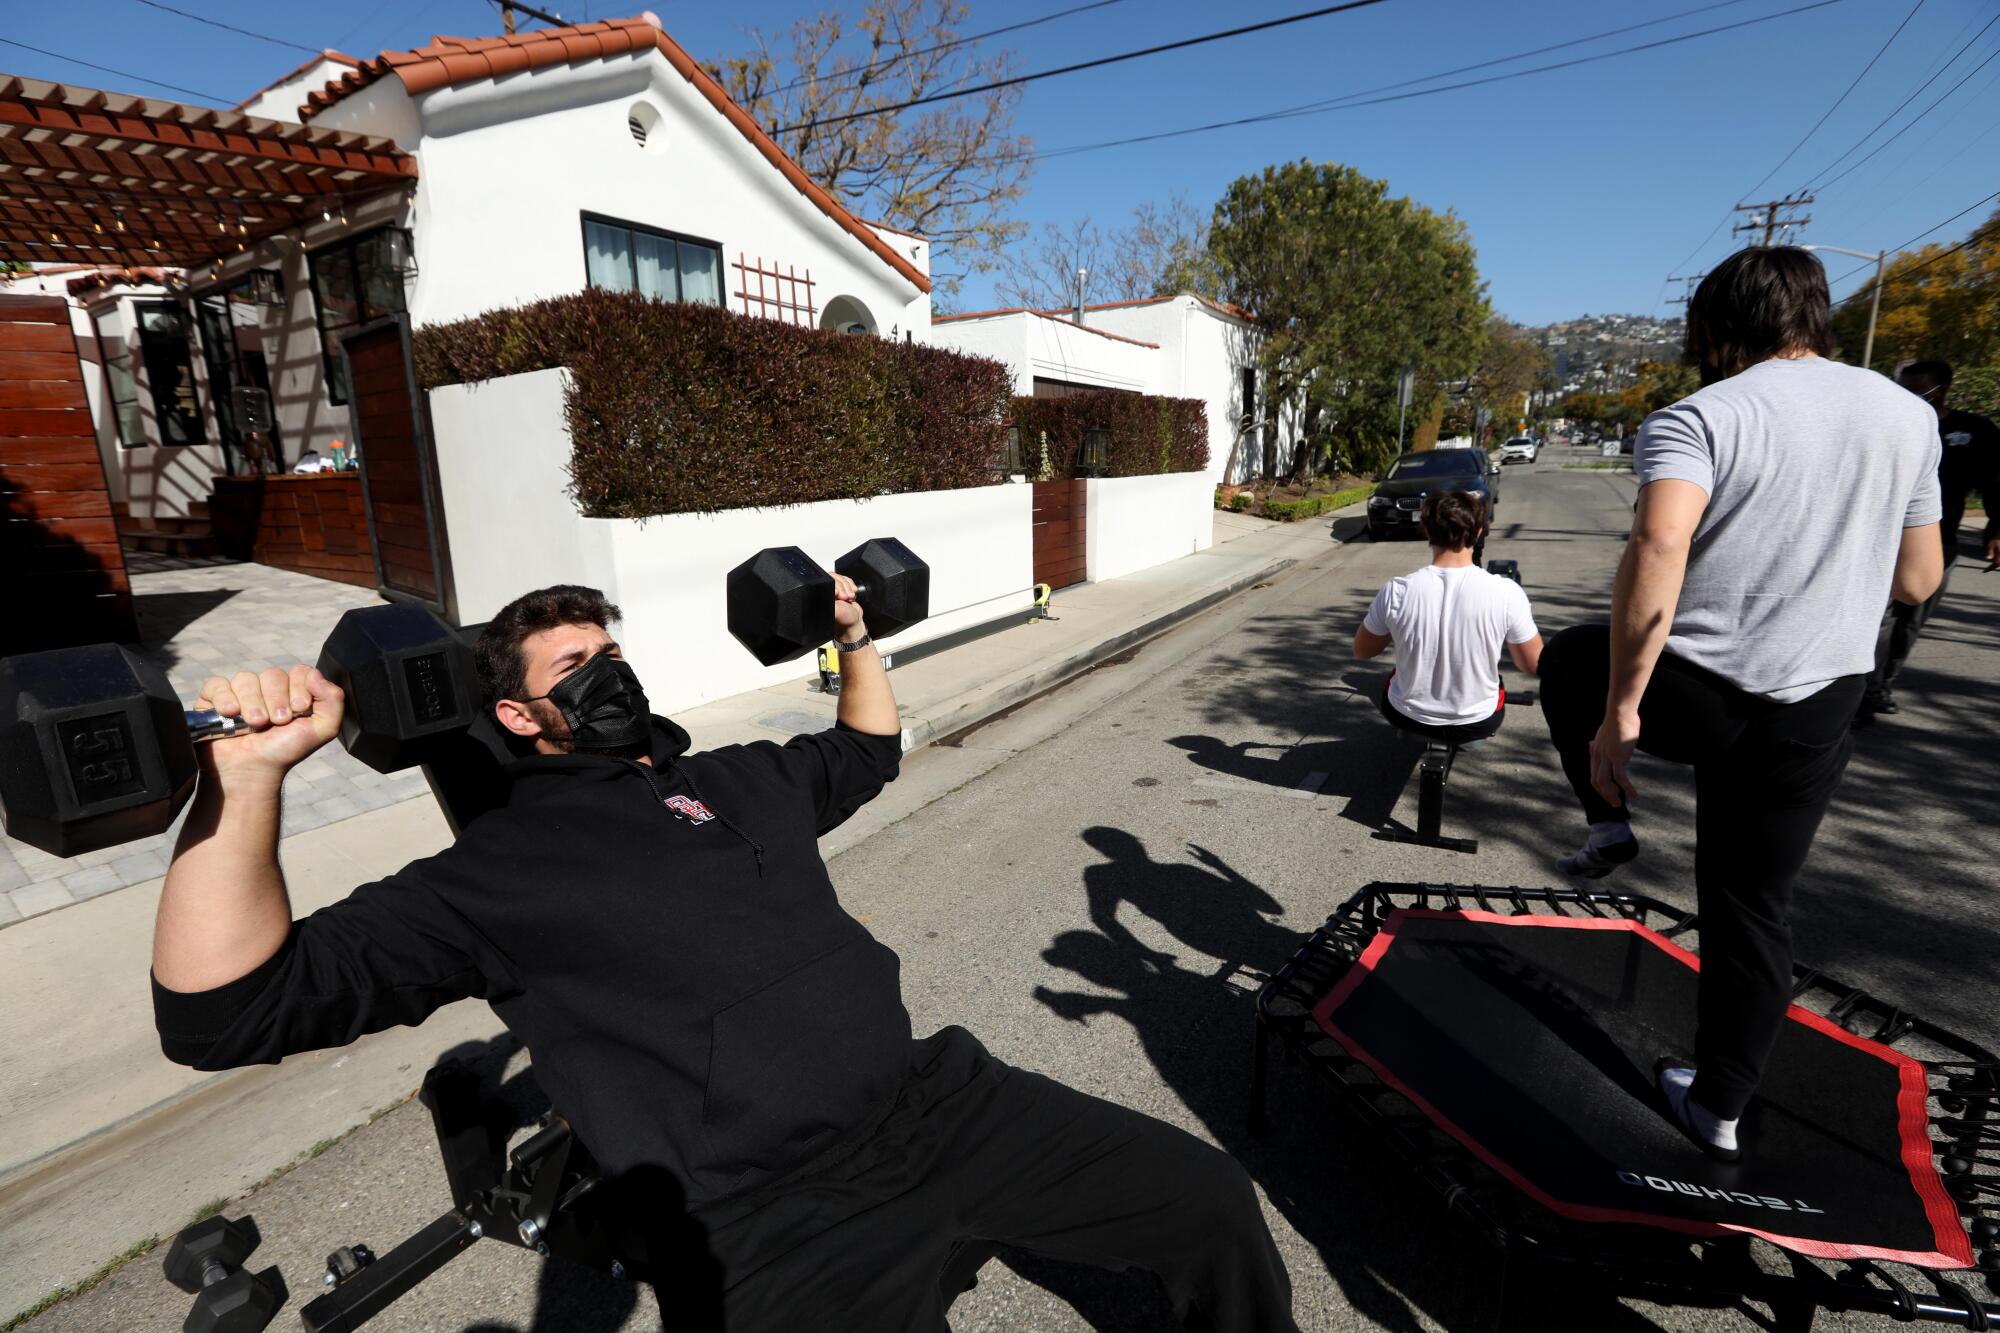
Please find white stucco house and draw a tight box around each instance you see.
[930,295,1304,485]
[13,14,933,529]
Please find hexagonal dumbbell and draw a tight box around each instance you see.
[164,1215,284,1333]
[0,602,477,858]
[726,538,930,665]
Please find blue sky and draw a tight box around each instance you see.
[7,0,1997,324]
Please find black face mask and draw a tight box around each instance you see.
[526,652,652,754]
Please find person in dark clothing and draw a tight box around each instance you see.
[1538,248,1943,1164]
[151,583,1296,1332]
[1857,358,2000,722]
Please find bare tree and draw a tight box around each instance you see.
[996,194,1221,312]
[707,0,1033,304]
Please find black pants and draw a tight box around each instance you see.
[1377,675,1506,745]
[1868,550,1954,697]
[663,1026,1297,1332]
[1539,626,1864,1119]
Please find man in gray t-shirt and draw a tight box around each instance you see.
[1538,247,1943,1165]
[1637,356,1940,703]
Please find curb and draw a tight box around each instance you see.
[899,554,1300,752]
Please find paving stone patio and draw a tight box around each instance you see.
[2,559,434,926]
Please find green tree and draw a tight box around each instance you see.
[1207,160,1488,479]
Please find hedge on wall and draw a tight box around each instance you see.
[413,289,1012,519]
[1007,389,1209,480]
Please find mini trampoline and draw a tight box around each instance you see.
[1251,883,2000,1330]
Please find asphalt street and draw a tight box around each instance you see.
[28,447,1998,1332]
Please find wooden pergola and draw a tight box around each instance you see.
[0,74,416,270]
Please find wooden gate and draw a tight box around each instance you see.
[339,318,455,617]
[0,294,135,652]
[1031,478,1087,590]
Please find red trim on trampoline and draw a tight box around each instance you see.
[1310,907,1973,1269]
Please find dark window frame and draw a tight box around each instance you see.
[131,300,206,446]
[307,225,412,407]
[90,306,144,450]
[578,211,724,306]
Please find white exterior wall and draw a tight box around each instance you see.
[234,57,357,123]
[1083,298,1298,485]
[1085,473,1214,582]
[429,369,1033,716]
[930,311,1158,395]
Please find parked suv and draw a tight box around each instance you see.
[1498,435,1540,464]
[1366,448,1498,558]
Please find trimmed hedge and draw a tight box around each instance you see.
[1007,389,1208,480]
[1261,483,1375,522]
[413,289,1012,519]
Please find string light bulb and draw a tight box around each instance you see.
[338,205,349,226]
[115,210,126,232]
[322,204,332,222]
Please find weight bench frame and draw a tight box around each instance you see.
[299,1064,638,1332]
[1370,690,1534,856]
[1249,882,2000,1331]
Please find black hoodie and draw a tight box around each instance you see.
[152,718,911,1207]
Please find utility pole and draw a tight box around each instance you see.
[1665,272,1704,307]
[1732,194,1814,247]
[497,0,564,35]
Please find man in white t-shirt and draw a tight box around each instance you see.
[1355,489,1543,743]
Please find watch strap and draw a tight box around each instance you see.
[834,634,873,654]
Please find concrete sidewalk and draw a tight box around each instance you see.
[0,505,1340,1325]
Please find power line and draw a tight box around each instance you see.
[757,0,1135,102]
[1811,39,2000,192]
[1833,188,2000,286]
[774,0,1391,135]
[1797,10,2000,190]
[1738,0,1925,198]
[0,34,232,102]
[127,0,321,54]
[1027,0,1842,163]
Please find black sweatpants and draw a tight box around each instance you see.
[1868,541,1955,696]
[1377,675,1506,745]
[1539,626,1865,1120]
[661,1025,1297,1332]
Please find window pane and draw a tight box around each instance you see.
[678,241,721,306]
[585,221,633,293]
[312,248,359,330]
[135,305,204,444]
[323,331,350,406]
[355,231,407,319]
[633,230,676,301]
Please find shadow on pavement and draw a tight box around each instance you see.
[133,586,242,672]
[1026,829,1673,1331]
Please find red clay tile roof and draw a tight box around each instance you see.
[301,16,928,294]
[233,50,360,111]
[930,306,1160,349]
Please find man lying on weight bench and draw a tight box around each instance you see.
[150,582,1296,1332]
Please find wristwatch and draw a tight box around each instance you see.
[835,634,873,653]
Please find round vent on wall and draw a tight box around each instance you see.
[626,100,665,153]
